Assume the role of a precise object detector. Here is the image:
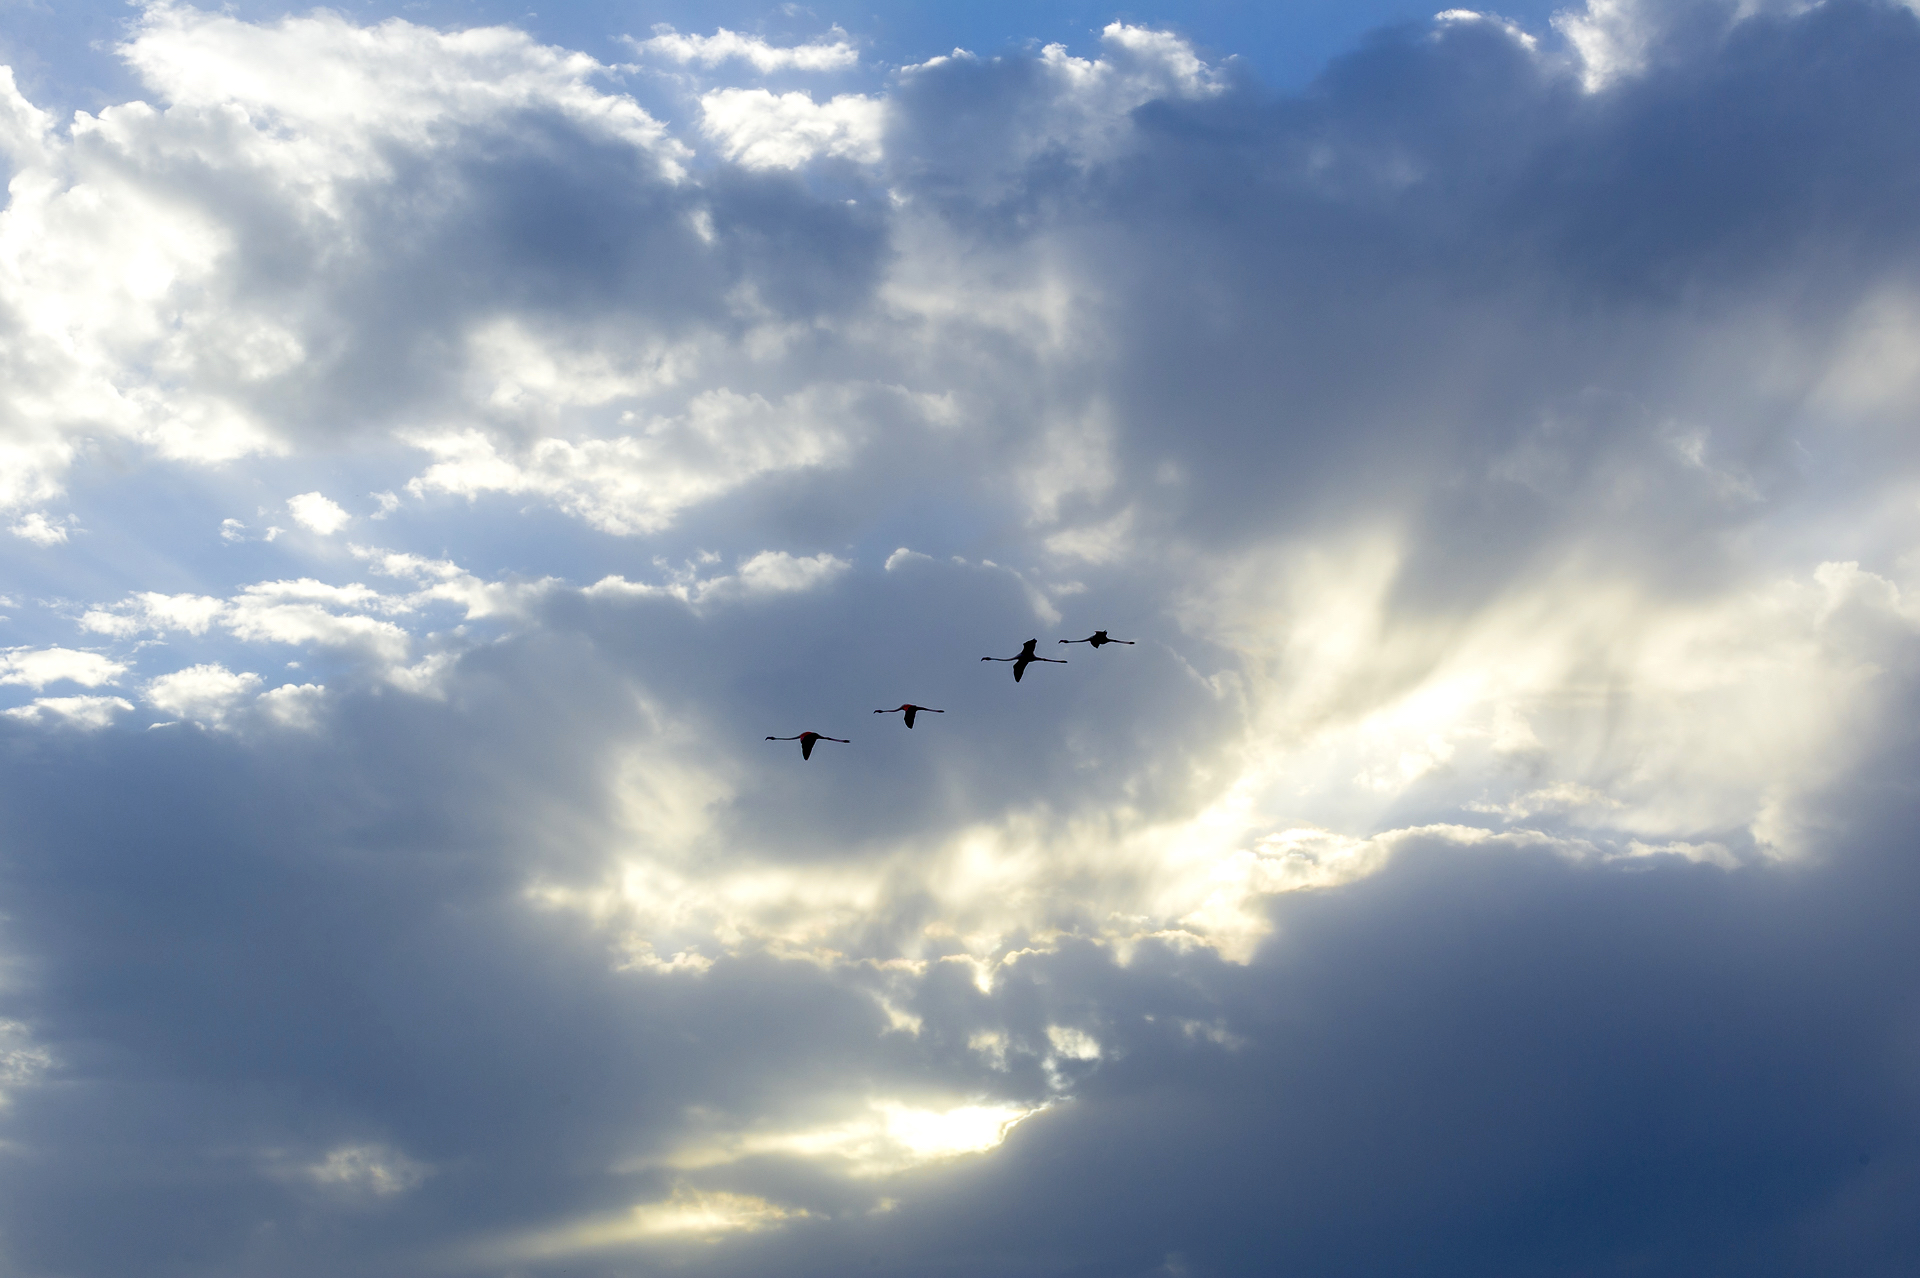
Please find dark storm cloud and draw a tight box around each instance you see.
[8,676,1913,1275]
[670,827,1920,1278]
[864,2,1920,570]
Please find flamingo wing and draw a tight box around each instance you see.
[903,707,918,728]
[801,735,816,760]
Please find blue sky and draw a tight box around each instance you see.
[2,2,1920,1274]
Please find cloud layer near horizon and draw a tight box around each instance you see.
[3,2,1920,1273]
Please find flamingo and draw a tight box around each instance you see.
[982,638,1067,683]
[765,731,850,760]
[1060,630,1134,648]
[876,704,945,729]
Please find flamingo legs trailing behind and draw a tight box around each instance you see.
[766,731,850,760]
[876,704,945,729]
[982,638,1067,683]
[1060,630,1134,648]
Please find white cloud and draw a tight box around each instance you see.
[257,682,327,731]
[78,553,556,694]
[896,21,1226,187]
[80,592,226,638]
[2,695,133,729]
[633,25,859,73]
[0,2,692,510]
[9,512,73,546]
[1432,8,1539,51]
[152,582,408,667]
[0,65,54,168]
[587,550,849,609]
[699,88,884,169]
[1549,0,1816,91]
[287,491,350,535]
[1552,0,1664,89]
[122,2,685,166]
[0,647,126,690]
[217,587,413,668]
[405,387,855,535]
[144,663,263,727]
[733,549,851,595]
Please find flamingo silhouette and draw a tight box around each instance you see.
[876,704,945,729]
[982,638,1067,683]
[1060,630,1134,648]
[766,731,850,760]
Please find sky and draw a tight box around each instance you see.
[2,0,1919,1274]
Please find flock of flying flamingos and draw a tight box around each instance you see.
[765,631,1134,758]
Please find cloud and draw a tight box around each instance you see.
[0,647,126,689]
[0,0,694,509]
[1,695,134,729]
[492,1184,809,1263]
[403,386,858,535]
[3,2,1920,1274]
[79,591,226,638]
[301,1143,430,1197]
[8,512,73,546]
[256,681,327,731]
[586,549,850,609]
[698,89,885,169]
[287,492,350,535]
[883,547,932,571]
[143,662,264,726]
[633,25,860,73]
[76,554,556,690]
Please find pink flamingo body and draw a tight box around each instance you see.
[766,731,850,760]
[876,704,945,729]
[982,638,1067,683]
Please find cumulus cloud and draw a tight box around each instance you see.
[587,549,850,609]
[0,647,126,689]
[75,553,554,690]
[633,25,860,73]
[402,386,865,535]
[0,0,694,511]
[143,662,263,726]
[256,681,327,730]
[698,88,885,168]
[2,694,134,729]
[8,512,73,546]
[286,492,350,535]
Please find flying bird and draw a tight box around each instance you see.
[766,731,850,760]
[982,638,1067,682]
[876,704,945,729]
[1060,630,1134,648]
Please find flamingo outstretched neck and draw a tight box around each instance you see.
[982,638,1067,682]
[766,731,851,760]
[875,704,945,729]
[1060,630,1134,648]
